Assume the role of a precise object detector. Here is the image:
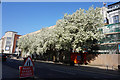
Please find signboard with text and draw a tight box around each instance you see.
[19,66,34,78]
[19,56,34,78]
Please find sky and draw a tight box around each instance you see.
[2,2,114,38]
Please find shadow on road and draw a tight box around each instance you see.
[2,58,120,80]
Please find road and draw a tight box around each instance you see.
[2,58,120,80]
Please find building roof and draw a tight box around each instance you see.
[108,1,120,7]
[5,31,18,33]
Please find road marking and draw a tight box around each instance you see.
[50,69,76,75]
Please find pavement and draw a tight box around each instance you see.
[35,60,119,71]
[11,57,120,72]
[76,64,118,70]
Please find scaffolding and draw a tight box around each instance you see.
[95,23,120,54]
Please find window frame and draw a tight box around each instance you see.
[113,15,119,23]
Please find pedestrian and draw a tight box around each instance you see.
[32,54,34,61]
[34,53,37,62]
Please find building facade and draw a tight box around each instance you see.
[107,2,120,24]
[88,2,120,69]
[0,31,21,54]
[98,2,120,54]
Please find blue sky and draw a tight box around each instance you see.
[2,2,114,37]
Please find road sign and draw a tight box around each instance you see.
[23,56,34,66]
[19,66,34,78]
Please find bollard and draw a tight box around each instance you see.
[112,66,114,70]
[118,65,120,72]
[106,65,108,70]
[112,66,113,70]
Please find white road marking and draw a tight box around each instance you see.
[50,69,76,75]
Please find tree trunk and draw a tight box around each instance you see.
[53,56,55,61]
[56,52,59,61]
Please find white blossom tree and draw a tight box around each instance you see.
[17,6,104,60]
[55,7,104,53]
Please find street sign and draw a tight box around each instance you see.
[19,66,34,78]
[23,56,34,66]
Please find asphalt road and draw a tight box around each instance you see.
[2,58,120,80]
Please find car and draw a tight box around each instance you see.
[0,54,7,61]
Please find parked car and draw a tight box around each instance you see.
[0,54,7,61]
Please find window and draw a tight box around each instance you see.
[108,6,112,9]
[116,5,119,8]
[113,15,119,23]
[112,34,116,38]
[6,41,11,47]
[5,46,10,51]
[6,37,11,46]
[6,41,11,45]
[7,37,11,40]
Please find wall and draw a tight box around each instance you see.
[0,39,2,53]
[88,54,120,69]
[12,34,21,53]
